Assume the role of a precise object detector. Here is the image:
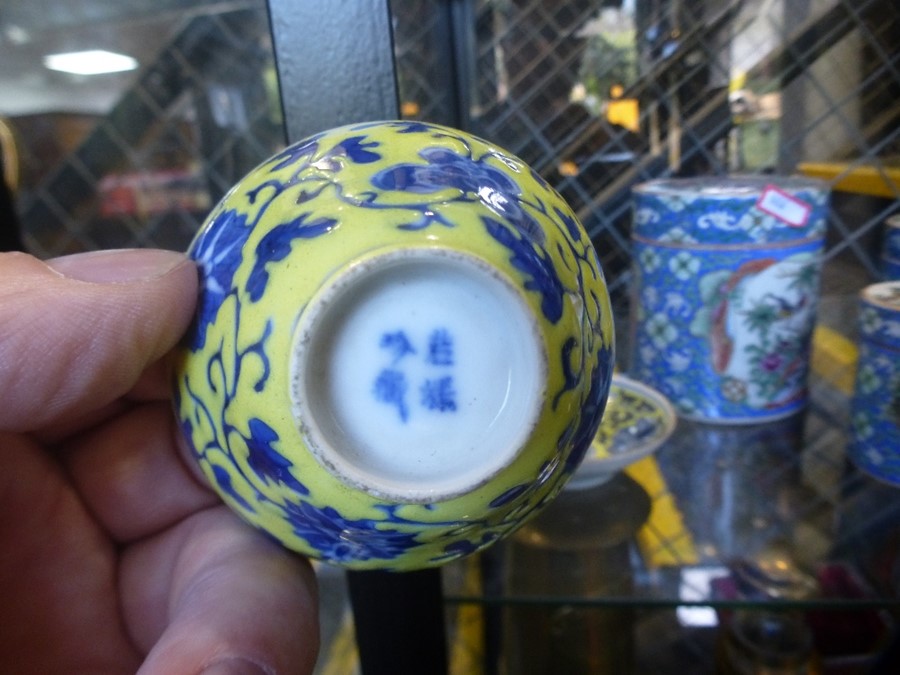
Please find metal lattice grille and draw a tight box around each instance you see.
[392,0,900,304]
[6,0,899,284]
[10,2,282,257]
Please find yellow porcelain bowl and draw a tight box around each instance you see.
[173,121,614,570]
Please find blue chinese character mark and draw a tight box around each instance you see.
[380,330,416,364]
[420,376,457,413]
[373,368,409,422]
[373,328,459,421]
[426,328,455,366]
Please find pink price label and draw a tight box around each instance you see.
[756,185,812,228]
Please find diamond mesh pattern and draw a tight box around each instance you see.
[10,0,898,290]
[392,0,900,305]
[4,4,898,670]
[12,4,283,257]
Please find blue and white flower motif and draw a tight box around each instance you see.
[658,226,698,244]
[859,307,882,335]
[668,251,700,280]
[736,211,777,240]
[281,500,420,563]
[856,364,881,395]
[645,311,678,350]
[667,349,692,372]
[852,411,874,440]
[639,247,662,273]
[662,291,691,318]
[675,396,697,416]
[658,195,687,212]
[874,354,896,375]
[885,319,900,341]
[634,207,660,226]
[642,285,659,310]
[189,208,254,349]
[865,447,885,465]
[697,211,737,230]
[638,344,657,366]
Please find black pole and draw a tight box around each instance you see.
[347,569,449,675]
[267,0,400,142]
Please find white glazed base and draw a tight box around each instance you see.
[291,248,547,503]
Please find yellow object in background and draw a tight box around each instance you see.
[627,455,699,567]
[810,324,858,395]
[798,162,900,200]
[606,97,640,134]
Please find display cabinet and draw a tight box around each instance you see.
[441,333,900,672]
[3,1,898,672]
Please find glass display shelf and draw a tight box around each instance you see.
[442,369,900,613]
[438,364,899,673]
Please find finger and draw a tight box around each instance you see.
[0,250,197,433]
[122,507,319,675]
[63,402,218,544]
[36,357,177,445]
[0,432,142,673]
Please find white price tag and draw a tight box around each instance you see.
[756,185,812,228]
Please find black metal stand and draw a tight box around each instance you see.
[347,568,449,675]
[267,0,399,142]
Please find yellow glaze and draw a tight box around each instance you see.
[173,121,614,570]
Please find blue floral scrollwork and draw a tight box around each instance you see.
[189,208,255,350]
[281,501,421,564]
[371,145,520,197]
[483,216,565,323]
[245,418,309,495]
[178,121,613,567]
[212,464,255,512]
[246,213,337,302]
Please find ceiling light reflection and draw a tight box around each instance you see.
[43,49,139,76]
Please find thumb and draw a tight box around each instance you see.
[0,250,197,432]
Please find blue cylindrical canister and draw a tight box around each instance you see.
[883,257,900,282]
[629,176,830,423]
[848,280,900,485]
[881,214,900,281]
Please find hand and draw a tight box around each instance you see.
[0,250,318,675]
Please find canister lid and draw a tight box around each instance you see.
[859,280,900,350]
[632,175,830,246]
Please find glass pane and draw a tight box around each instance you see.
[392,0,900,308]
[0,0,284,256]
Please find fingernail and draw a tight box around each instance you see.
[200,657,271,675]
[47,248,191,283]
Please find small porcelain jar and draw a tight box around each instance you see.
[848,281,900,485]
[629,176,829,423]
[172,121,615,570]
